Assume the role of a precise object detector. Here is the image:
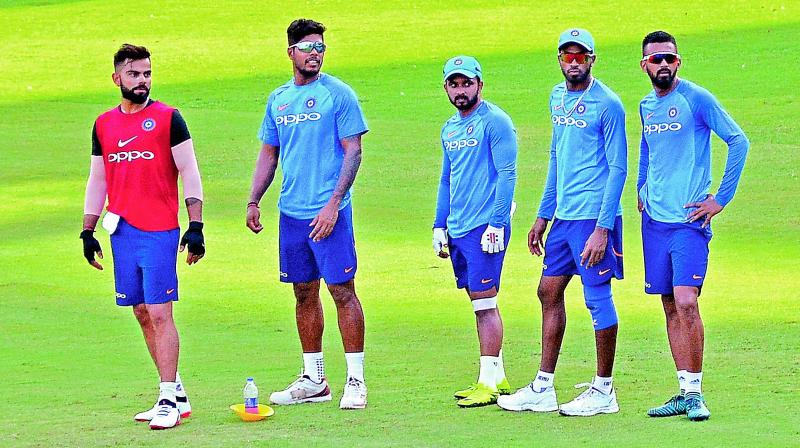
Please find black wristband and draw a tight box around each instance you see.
[247,201,259,208]
[188,221,203,231]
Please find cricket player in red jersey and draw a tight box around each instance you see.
[80,44,205,430]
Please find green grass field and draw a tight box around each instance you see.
[1,0,799,446]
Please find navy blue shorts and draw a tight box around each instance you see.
[641,210,712,295]
[542,216,623,286]
[448,224,510,293]
[279,204,357,285]
[110,219,179,306]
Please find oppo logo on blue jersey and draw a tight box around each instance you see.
[275,112,322,126]
[444,138,479,151]
[644,122,682,135]
[108,150,155,163]
[552,115,588,128]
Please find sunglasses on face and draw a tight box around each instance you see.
[289,41,327,53]
[642,52,679,64]
[558,52,593,64]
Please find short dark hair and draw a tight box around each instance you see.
[642,31,678,54]
[114,44,150,70]
[287,19,326,46]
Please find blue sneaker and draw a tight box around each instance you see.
[647,394,686,417]
[685,392,710,421]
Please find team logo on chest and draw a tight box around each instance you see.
[306,98,316,108]
[668,106,678,118]
[141,118,156,132]
[466,125,474,135]
[576,104,586,115]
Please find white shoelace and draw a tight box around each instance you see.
[571,383,600,401]
[345,378,366,396]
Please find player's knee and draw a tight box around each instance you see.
[147,309,171,328]
[673,287,699,315]
[293,282,320,305]
[132,304,150,324]
[329,284,359,307]
[674,297,699,317]
[537,284,559,306]
[471,295,497,313]
[583,283,617,330]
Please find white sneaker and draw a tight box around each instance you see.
[149,400,181,430]
[339,377,367,410]
[497,383,558,412]
[269,375,332,405]
[558,383,619,416]
[134,395,191,421]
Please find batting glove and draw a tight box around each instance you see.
[481,225,505,253]
[79,230,103,264]
[433,227,448,255]
[180,221,205,256]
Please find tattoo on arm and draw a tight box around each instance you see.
[249,145,279,204]
[331,136,362,204]
[185,197,203,222]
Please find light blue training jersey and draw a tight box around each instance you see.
[259,73,368,219]
[538,78,628,230]
[434,100,517,239]
[638,79,749,223]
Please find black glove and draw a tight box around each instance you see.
[79,229,102,264]
[180,221,205,256]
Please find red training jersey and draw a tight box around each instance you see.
[93,100,187,231]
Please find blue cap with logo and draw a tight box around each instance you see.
[558,28,595,52]
[443,55,482,81]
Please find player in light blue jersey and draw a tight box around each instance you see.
[246,19,369,410]
[499,29,627,417]
[433,55,518,408]
[638,31,749,422]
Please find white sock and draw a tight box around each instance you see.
[303,352,325,383]
[158,382,178,404]
[531,370,554,392]
[477,356,499,391]
[593,375,613,395]
[677,369,688,394]
[345,352,365,382]
[684,371,702,394]
[495,350,507,384]
[175,371,187,397]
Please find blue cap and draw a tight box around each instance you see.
[558,28,595,52]
[247,377,254,381]
[443,55,482,81]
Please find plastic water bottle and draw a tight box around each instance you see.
[244,377,259,414]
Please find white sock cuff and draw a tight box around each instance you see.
[345,352,364,362]
[159,382,178,401]
[472,296,497,312]
[303,352,325,382]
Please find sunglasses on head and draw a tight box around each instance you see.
[290,41,327,53]
[642,52,679,64]
[558,52,593,64]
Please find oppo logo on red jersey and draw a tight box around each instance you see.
[276,112,322,126]
[108,150,155,163]
[644,122,682,135]
[552,115,588,128]
[444,138,479,151]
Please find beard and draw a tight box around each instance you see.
[120,84,149,104]
[450,92,480,111]
[649,68,676,90]
[297,57,322,78]
[562,66,591,85]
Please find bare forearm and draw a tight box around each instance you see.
[249,147,278,204]
[330,148,362,205]
[185,197,203,222]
